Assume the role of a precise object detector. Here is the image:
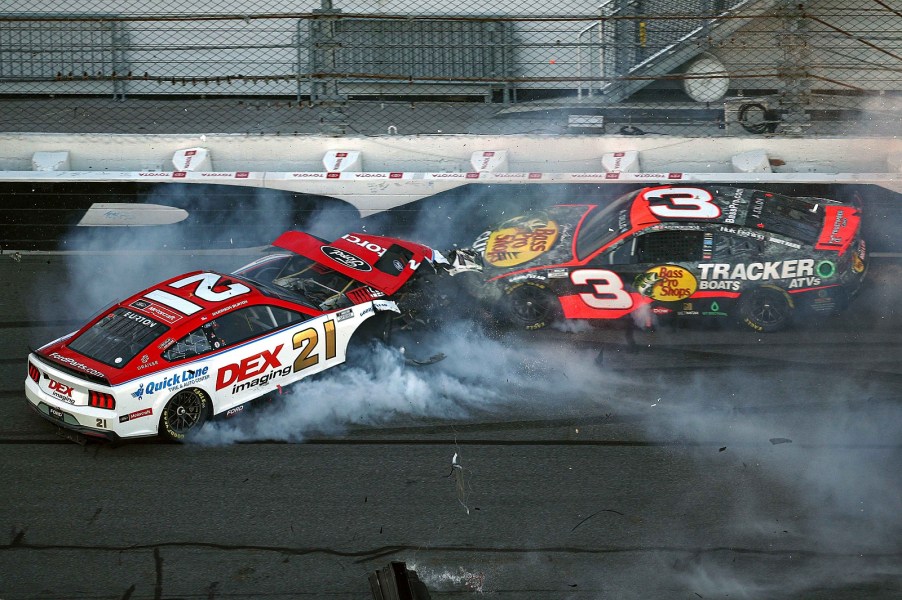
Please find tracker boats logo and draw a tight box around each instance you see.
[321,246,371,271]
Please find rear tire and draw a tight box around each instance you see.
[739,286,793,332]
[159,388,209,442]
[504,281,561,330]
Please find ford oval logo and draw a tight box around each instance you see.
[322,246,371,271]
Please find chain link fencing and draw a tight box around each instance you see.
[1,0,900,137]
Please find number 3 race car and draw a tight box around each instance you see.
[26,231,455,442]
[466,185,868,332]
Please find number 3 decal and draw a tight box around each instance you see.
[645,187,721,219]
[570,269,633,309]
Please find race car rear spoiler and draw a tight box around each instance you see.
[815,205,861,254]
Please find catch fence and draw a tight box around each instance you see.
[0,0,900,136]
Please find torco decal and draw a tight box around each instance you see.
[485,219,559,267]
[341,234,387,257]
[634,265,698,302]
[322,246,372,271]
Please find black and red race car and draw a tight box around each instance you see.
[464,185,868,332]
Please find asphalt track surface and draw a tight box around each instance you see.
[1,193,902,599]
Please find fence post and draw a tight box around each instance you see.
[776,0,811,136]
[310,0,348,135]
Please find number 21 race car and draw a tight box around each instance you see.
[466,185,867,332]
[26,230,453,442]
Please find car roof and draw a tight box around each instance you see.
[273,231,434,295]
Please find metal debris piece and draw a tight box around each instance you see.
[769,438,793,445]
[446,451,471,515]
[11,252,22,262]
[369,561,432,600]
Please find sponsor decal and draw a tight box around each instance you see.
[816,260,836,279]
[131,299,151,310]
[510,272,547,283]
[828,210,847,244]
[135,366,210,399]
[703,232,714,260]
[336,308,354,322]
[605,172,620,179]
[547,268,569,279]
[322,246,371,271]
[698,259,815,282]
[137,360,159,371]
[484,218,560,268]
[679,302,699,315]
[50,352,104,378]
[236,172,249,178]
[634,265,698,302]
[199,172,234,177]
[702,300,728,317]
[327,172,340,179]
[466,172,480,179]
[216,345,287,393]
[158,337,175,350]
[173,172,186,178]
[372,299,399,313]
[123,311,158,328]
[768,236,802,249]
[652,306,673,315]
[47,377,76,403]
[225,404,245,418]
[359,306,375,317]
[699,259,820,290]
[341,234,387,257]
[723,188,745,224]
[118,408,153,424]
[211,299,249,317]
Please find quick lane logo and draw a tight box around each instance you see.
[216,345,291,393]
[135,366,210,399]
[322,246,371,271]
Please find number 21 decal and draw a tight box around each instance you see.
[644,187,721,219]
[570,269,633,309]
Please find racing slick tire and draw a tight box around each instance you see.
[159,388,210,442]
[738,286,793,333]
[504,281,561,331]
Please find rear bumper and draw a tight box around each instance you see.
[25,394,120,442]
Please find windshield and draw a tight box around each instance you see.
[67,308,169,368]
[574,191,637,259]
[238,255,360,311]
[750,191,826,243]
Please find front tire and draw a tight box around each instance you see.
[504,281,561,330]
[159,388,209,442]
[739,286,793,332]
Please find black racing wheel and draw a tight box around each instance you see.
[739,286,793,332]
[159,388,209,442]
[504,281,561,330]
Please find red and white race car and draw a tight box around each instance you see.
[26,230,452,442]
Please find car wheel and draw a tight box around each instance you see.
[504,281,561,330]
[159,388,209,442]
[739,286,793,332]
